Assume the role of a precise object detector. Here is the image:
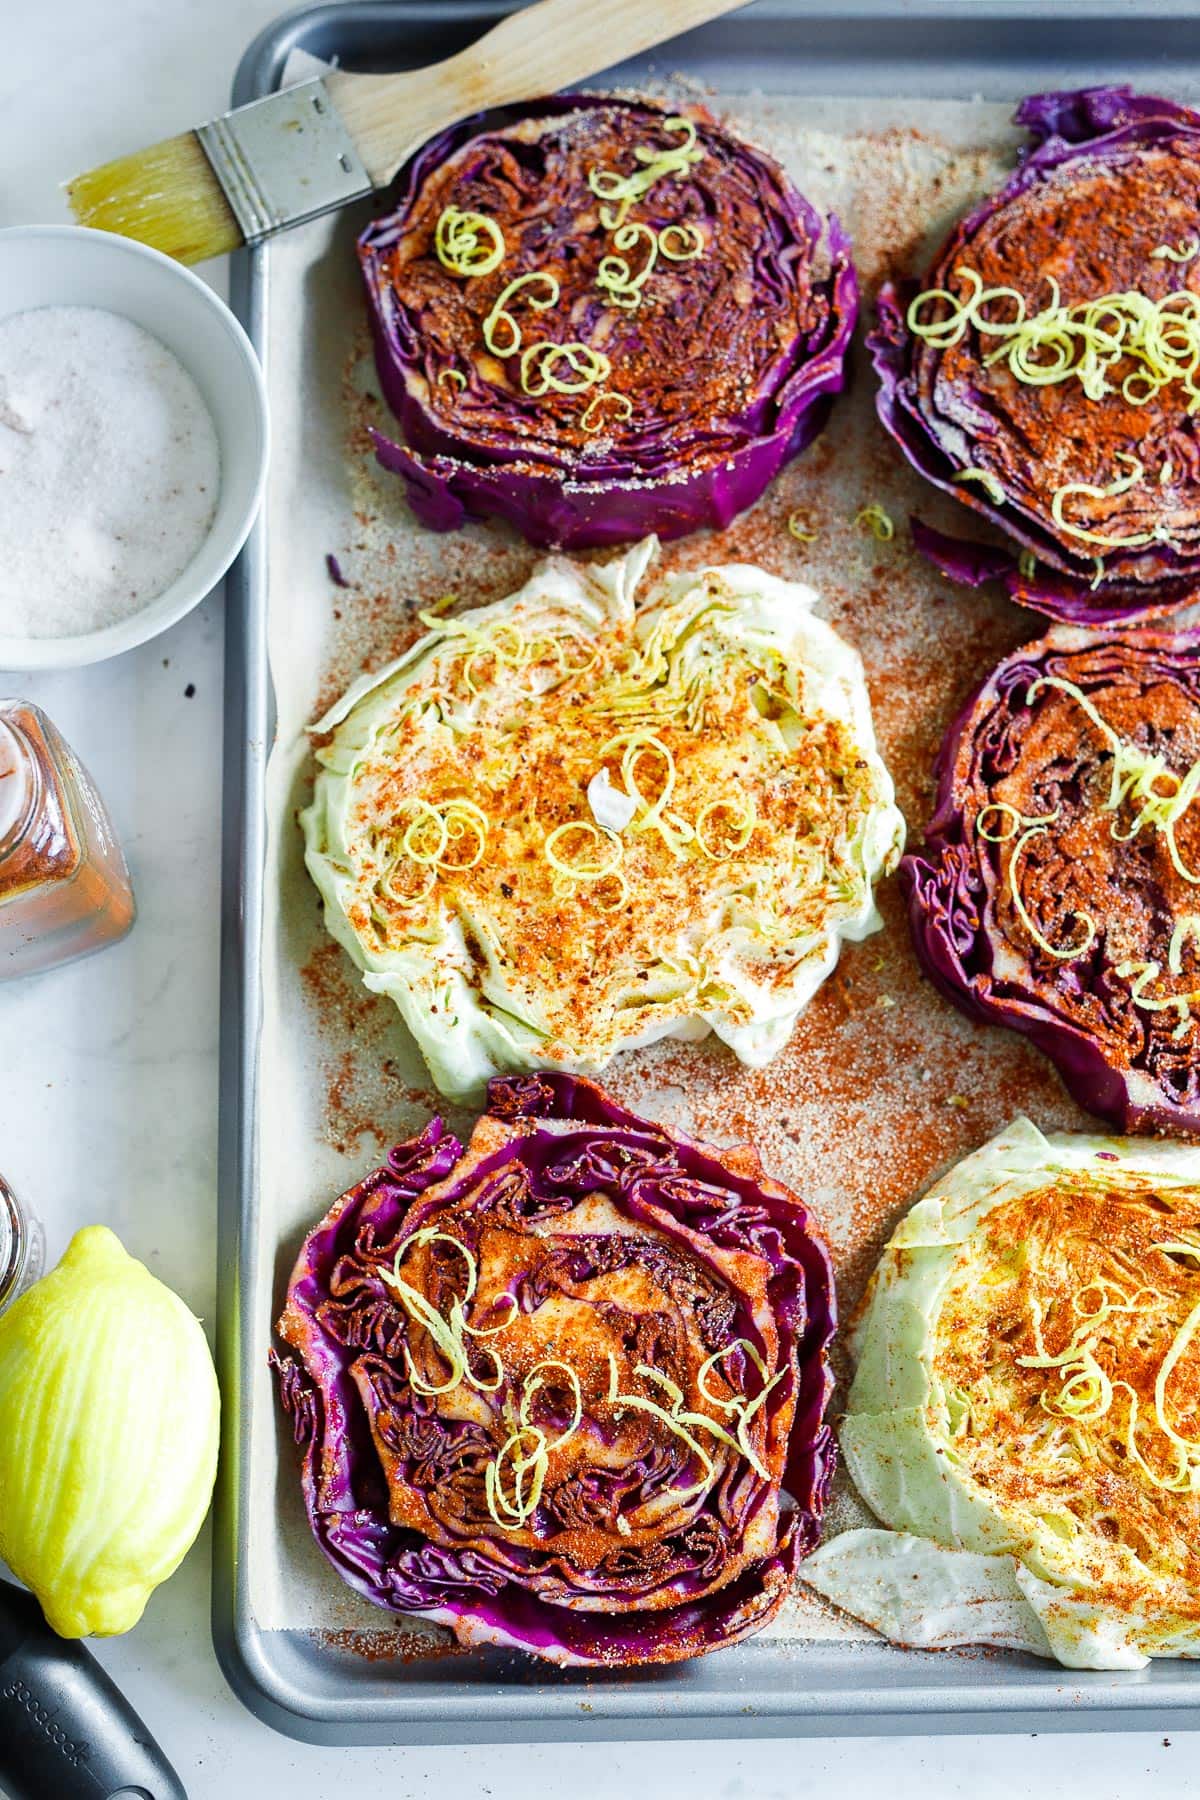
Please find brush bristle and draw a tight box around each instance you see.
[67,131,243,266]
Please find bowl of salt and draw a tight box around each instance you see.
[0,225,268,669]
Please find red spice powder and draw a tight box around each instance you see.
[318,1624,468,1665]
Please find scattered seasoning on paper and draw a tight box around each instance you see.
[0,306,220,639]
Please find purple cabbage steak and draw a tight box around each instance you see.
[274,1073,836,1666]
[901,625,1200,1131]
[873,88,1200,625]
[358,94,856,550]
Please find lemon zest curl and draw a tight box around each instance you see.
[434,206,506,277]
[586,117,704,231]
[855,504,895,542]
[482,272,559,358]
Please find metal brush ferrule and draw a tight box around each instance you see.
[196,78,372,245]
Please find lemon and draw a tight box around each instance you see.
[0,1225,219,1637]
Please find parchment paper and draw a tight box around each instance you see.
[247,86,1096,1651]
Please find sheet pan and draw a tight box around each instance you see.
[216,0,1200,1742]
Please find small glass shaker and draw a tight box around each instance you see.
[0,1174,45,1314]
[0,701,136,979]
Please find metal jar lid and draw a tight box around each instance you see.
[0,1174,44,1313]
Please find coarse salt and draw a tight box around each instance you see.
[0,306,220,639]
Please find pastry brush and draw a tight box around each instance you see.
[68,0,749,266]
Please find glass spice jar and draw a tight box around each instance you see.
[0,701,135,979]
[0,1174,44,1315]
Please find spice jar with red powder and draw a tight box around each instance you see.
[0,702,135,978]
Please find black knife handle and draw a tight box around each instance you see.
[0,1578,187,1800]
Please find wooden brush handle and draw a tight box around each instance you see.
[328,0,751,186]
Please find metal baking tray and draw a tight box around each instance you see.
[215,0,1200,1744]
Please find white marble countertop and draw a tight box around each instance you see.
[3,0,1198,1793]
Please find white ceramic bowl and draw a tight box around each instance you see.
[0,225,268,670]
